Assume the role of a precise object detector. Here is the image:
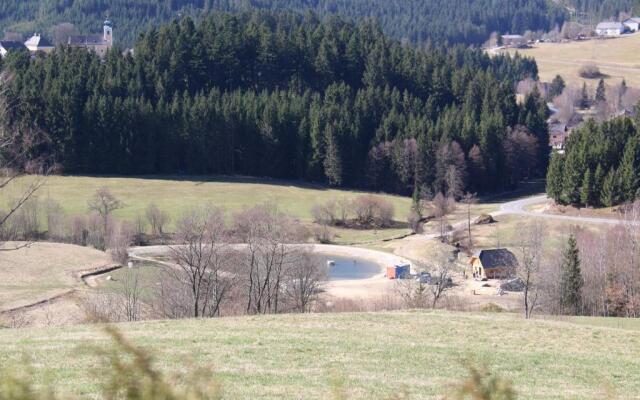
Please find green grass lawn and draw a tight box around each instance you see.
[5,175,412,228]
[0,311,638,399]
[0,242,110,311]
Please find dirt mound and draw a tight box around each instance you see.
[474,214,495,225]
[501,278,525,292]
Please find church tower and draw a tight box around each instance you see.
[103,19,113,46]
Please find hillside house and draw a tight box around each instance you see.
[549,123,569,153]
[469,249,518,280]
[595,22,625,36]
[501,34,526,47]
[25,34,54,54]
[0,40,27,57]
[623,18,640,32]
[67,19,113,57]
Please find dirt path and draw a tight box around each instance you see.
[496,194,624,225]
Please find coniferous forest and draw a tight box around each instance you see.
[0,0,567,47]
[2,12,549,196]
[547,116,640,208]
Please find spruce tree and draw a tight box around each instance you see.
[618,137,640,202]
[580,82,590,109]
[549,75,565,98]
[560,234,583,315]
[592,164,605,206]
[601,168,619,207]
[412,185,422,217]
[561,150,584,205]
[546,153,564,203]
[580,168,592,207]
[595,79,606,103]
[323,126,343,186]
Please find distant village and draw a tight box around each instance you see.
[0,20,113,58]
[497,16,640,50]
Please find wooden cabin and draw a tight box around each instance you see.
[469,249,517,280]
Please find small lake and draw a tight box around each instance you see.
[313,254,382,280]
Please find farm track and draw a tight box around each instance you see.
[0,263,120,316]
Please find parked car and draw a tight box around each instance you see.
[415,271,431,284]
[430,276,453,287]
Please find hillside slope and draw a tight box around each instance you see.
[0,0,566,47]
[503,33,640,86]
[0,311,638,399]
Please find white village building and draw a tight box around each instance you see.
[623,18,640,32]
[595,22,625,36]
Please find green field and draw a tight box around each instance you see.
[4,175,412,230]
[1,311,638,399]
[501,33,640,87]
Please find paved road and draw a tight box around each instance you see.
[496,194,623,225]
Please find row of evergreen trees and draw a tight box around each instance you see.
[547,116,640,207]
[3,12,548,195]
[0,0,567,47]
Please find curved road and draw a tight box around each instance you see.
[497,194,623,225]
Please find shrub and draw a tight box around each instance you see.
[145,202,170,237]
[313,224,333,243]
[351,195,395,228]
[107,220,134,264]
[578,64,602,79]
[407,210,423,233]
[311,200,337,225]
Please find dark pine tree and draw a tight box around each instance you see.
[560,234,583,315]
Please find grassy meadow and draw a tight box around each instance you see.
[501,33,640,87]
[0,311,638,399]
[0,242,110,311]
[3,175,414,238]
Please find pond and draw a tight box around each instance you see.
[313,254,382,280]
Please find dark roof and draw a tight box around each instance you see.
[474,249,518,269]
[68,34,107,46]
[25,34,53,48]
[0,41,27,51]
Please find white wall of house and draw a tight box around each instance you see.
[624,20,640,32]
[596,28,623,36]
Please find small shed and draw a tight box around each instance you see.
[386,263,410,280]
[623,18,640,32]
[469,249,518,280]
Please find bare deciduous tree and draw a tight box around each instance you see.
[394,278,430,309]
[169,206,235,318]
[552,85,580,125]
[120,267,143,322]
[517,220,546,318]
[351,195,394,228]
[504,126,538,186]
[145,202,170,237]
[430,257,454,308]
[50,22,78,45]
[107,220,134,264]
[462,192,477,249]
[283,249,327,312]
[0,72,49,251]
[87,187,124,248]
[433,192,456,241]
[234,204,302,314]
[311,200,337,225]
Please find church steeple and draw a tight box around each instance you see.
[103,19,113,46]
